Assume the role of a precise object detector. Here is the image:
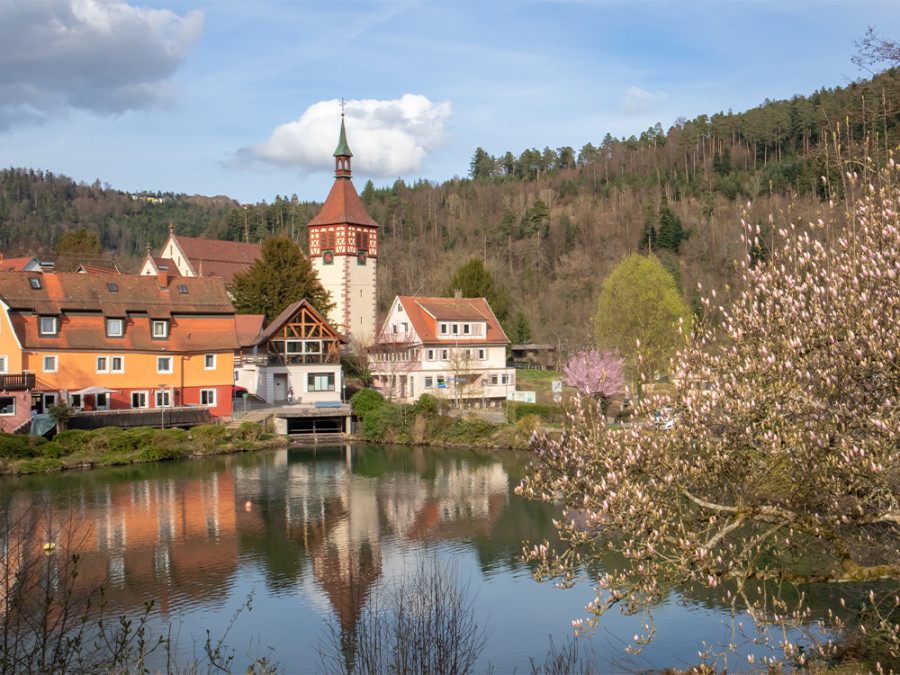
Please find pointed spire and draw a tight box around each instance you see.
[333,103,353,178]
[334,117,352,158]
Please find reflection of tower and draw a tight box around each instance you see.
[307,115,380,344]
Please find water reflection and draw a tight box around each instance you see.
[2,443,817,672]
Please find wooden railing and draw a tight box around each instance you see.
[0,372,35,390]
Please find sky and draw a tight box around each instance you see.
[1,0,899,205]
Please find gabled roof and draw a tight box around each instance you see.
[0,271,238,351]
[172,236,262,285]
[76,264,119,274]
[306,179,379,229]
[393,296,509,345]
[253,300,347,347]
[235,314,265,347]
[0,256,41,272]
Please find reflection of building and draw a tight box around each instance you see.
[232,448,511,641]
[2,469,239,619]
[369,295,515,406]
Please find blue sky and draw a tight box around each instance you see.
[1,0,898,204]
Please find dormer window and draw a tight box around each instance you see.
[107,282,118,293]
[29,277,41,290]
[178,284,188,294]
[39,316,57,336]
[107,318,124,337]
[151,320,169,339]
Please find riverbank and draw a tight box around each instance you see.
[0,422,288,475]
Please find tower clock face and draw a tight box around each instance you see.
[323,249,334,265]
[357,249,367,266]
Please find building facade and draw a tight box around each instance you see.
[368,296,515,407]
[306,118,379,344]
[234,300,346,405]
[0,270,239,425]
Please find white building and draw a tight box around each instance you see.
[234,300,346,405]
[369,295,515,407]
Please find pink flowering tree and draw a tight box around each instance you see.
[518,162,900,669]
[562,348,624,415]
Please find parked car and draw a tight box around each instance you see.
[232,385,248,398]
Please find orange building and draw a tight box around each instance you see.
[0,269,239,428]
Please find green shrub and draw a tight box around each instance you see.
[17,456,64,473]
[351,389,385,417]
[192,424,227,451]
[0,433,49,459]
[510,402,564,423]
[412,394,439,417]
[516,414,542,435]
[360,404,402,441]
[236,421,262,442]
[52,429,92,453]
[126,427,158,450]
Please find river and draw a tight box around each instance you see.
[1,443,802,673]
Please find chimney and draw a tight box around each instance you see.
[158,269,169,289]
[454,288,462,299]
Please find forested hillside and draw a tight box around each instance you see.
[2,67,900,351]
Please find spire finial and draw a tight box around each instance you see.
[341,97,345,117]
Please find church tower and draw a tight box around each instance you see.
[307,115,379,344]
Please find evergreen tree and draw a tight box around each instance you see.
[509,309,532,344]
[444,258,510,322]
[231,237,334,323]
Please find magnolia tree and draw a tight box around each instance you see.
[562,348,624,415]
[518,162,900,670]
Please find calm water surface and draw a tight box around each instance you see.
[2,444,778,673]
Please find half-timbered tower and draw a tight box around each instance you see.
[306,117,379,344]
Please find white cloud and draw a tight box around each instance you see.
[0,0,203,130]
[623,86,668,116]
[237,95,453,176]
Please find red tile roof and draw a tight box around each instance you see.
[235,314,264,347]
[0,271,238,352]
[150,257,181,275]
[394,296,509,345]
[306,179,379,229]
[0,256,40,271]
[173,236,261,285]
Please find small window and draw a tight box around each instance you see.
[437,376,446,388]
[155,390,171,407]
[43,355,58,373]
[107,318,124,337]
[463,324,470,335]
[157,356,172,373]
[131,391,148,409]
[392,324,398,334]
[200,389,216,406]
[107,282,118,292]
[29,277,41,290]
[39,316,57,336]
[478,348,486,360]
[501,374,510,385]
[111,356,124,373]
[0,356,7,373]
[424,376,433,388]
[397,304,404,313]
[204,354,216,370]
[401,322,408,333]
[441,349,449,360]
[490,375,498,385]
[0,396,15,416]
[426,349,434,361]
[96,356,108,373]
[69,394,82,409]
[452,324,459,335]
[178,284,188,294]
[96,393,109,409]
[440,323,448,335]
[152,320,168,338]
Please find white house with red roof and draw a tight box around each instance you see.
[368,295,515,407]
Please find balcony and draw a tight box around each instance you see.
[0,372,35,391]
